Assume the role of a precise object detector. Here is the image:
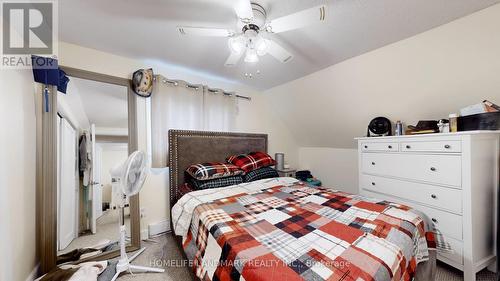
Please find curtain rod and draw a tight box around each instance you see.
[206,88,252,101]
[154,75,251,101]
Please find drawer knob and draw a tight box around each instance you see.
[444,144,451,149]
[406,145,411,149]
[388,145,392,149]
[371,182,376,186]
[364,145,368,149]
[430,167,436,172]
[431,194,437,199]
[431,218,438,223]
[371,162,376,165]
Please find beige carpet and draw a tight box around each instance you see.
[59,209,130,255]
[435,261,496,281]
[113,234,192,281]
[112,234,496,281]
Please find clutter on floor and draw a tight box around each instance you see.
[58,240,118,265]
[37,261,108,281]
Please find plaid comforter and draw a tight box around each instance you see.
[172,178,438,281]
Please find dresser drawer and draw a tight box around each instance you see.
[361,153,462,187]
[401,140,461,153]
[438,236,463,266]
[360,189,463,240]
[361,175,462,214]
[411,203,463,241]
[361,142,399,152]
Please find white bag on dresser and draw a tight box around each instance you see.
[356,131,500,281]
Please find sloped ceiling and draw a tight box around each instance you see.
[61,77,129,130]
[264,4,500,148]
[58,0,499,90]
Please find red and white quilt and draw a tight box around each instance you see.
[172,178,440,281]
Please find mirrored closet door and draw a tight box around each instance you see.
[36,68,141,272]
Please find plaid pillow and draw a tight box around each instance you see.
[244,166,279,182]
[226,151,276,173]
[177,183,194,200]
[189,175,243,190]
[186,162,244,180]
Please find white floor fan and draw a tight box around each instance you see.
[110,150,164,281]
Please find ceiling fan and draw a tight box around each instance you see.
[177,0,327,67]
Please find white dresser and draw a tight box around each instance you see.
[356,131,499,281]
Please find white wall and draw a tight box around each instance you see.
[0,70,37,280]
[298,148,358,194]
[97,143,128,203]
[58,42,298,235]
[265,4,500,193]
[235,93,298,166]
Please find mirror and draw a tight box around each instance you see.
[51,70,139,266]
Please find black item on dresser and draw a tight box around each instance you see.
[458,112,500,131]
[407,120,439,133]
[367,117,392,137]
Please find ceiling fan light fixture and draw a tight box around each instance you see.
[178,2,328,68]
[255,37,267,56]
[228,36,245,54]
[244,49,259,63]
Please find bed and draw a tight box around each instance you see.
[168,130,437,281]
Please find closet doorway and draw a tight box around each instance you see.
[57,115,78,250]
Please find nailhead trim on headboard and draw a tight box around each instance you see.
[168,130,268,208]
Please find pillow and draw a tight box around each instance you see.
[226,152,276,173]
[189,175,243,190]
[243,166,279,182]
[186,162,244,180]
[177,183,194,200]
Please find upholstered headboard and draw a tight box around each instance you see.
[168,130,268,207]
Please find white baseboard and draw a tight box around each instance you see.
[148,219,170,237]
[26,263,39,281]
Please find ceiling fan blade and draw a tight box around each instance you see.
[234,0,254,21]
[178,26,232,37]
[265,39,293,63]
[267,5,327,33]
[224,51,244,67]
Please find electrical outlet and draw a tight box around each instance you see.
[140,207,146,218]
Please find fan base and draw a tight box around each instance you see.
[110,247,165,281]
